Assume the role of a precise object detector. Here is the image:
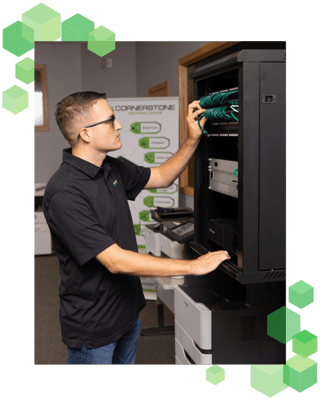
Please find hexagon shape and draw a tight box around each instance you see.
[292,330,317,358]
[139,210,150,222]
[16,57,34,84]
[267,306,300,344]
[134,224,141,236]
[289,280,314,309]
[145,152,155,164]
[62,13,94,41]
[143,196,154,208]
[3,85,28,114]
[3,21,34,57]
[22,3,61,41]
[251,365,288,397]
[283,354,317,392]
[87,26,115,57]
[206,365,225,385]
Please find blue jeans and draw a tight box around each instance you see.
[67,315,141,364]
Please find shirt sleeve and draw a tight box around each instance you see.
[115,159,151,201]
[47,190,115,266]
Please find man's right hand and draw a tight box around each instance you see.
[97,244,231,278]
[190,251,231,276]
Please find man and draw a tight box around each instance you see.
[43,91,230,365]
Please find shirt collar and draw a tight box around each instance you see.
[62,148,111,178]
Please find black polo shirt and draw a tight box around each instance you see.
[42,148,151,349]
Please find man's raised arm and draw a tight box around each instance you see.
[144,101,207,189]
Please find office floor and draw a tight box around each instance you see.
[35,254,175,364]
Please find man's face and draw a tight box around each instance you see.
[87,99,122,153]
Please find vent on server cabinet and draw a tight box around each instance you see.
[241,316,256,341]
[208,219,238,255]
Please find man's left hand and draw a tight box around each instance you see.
[186,101,207,142]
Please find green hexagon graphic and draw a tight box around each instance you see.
[15,57,34,84]
[139,210,150,222]
[283,354,317,392]
[131,122,141,133]
[144,152,155,164]
[205,365,226,385]
[2,6,116,118]
[62,13,94,41]
[267,306,300,344]
[3,85,28,115]
[143,196,154,208]
[289,280,314,309]
[292,330,317,358]
[3,21,34,56]
[134,224,141,236]
[87,26,115,57]
[251,365,288,397]
[22,3,61,41]
[139,137,150,149]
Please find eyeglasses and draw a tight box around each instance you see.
[84,114,116,128]
[78,115,116,139]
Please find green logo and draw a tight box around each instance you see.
[113,180,118,186]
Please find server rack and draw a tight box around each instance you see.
[190,44,286,284]
[175,43,286,365]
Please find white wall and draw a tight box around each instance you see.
[35,42,137,184]
[136,41,210,97]
[35,42,83,183]
[81,42,137,98]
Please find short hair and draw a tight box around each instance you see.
[55,91,107,145]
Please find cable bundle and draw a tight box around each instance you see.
[198,90,238,136]
[199,90,238,108]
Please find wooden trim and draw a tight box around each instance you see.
[148,80,169,97]
[180,186,194,197]
[178,41,238,67]
[178,42,238,197]
[35,64,49,132]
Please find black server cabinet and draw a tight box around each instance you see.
[179,44,286,364]
[189,45,286,285]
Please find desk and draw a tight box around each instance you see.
[35,184,52,255]
[140,274,184,337]
[155,276,184,314]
